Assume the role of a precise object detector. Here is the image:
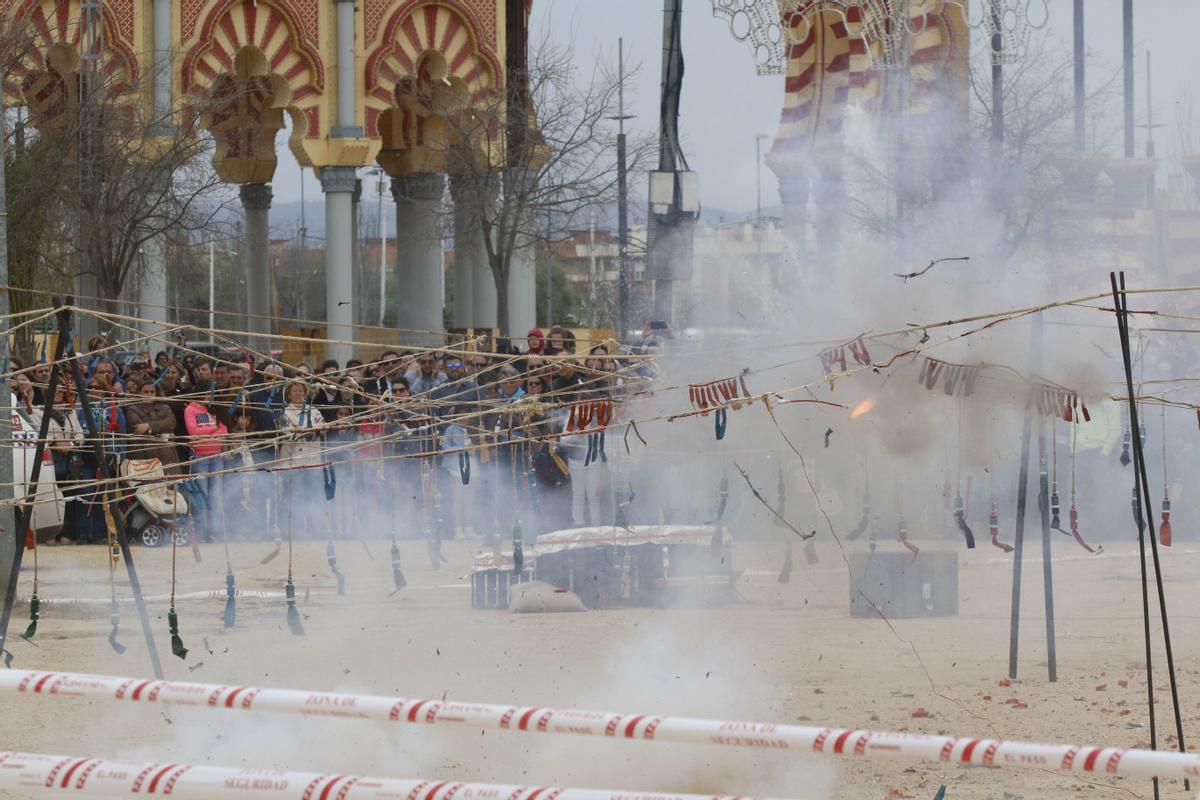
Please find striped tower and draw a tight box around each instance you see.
[766,1,968,287]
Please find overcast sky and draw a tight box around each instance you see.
[267,0,1200,218]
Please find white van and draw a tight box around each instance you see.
[11,397,66,537]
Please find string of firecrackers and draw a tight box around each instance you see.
[1030,380,1091,424]
[4,669,1200,783]
[565,396,615,435]
[681,373,755,440]
[818,335,873,382]
[566,396,615,466]
[917,357,1092,424]
[687,374,753,415]
[916,357,984,397]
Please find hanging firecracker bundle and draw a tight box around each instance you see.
[915,361,1093,426]
[952,488,976,549]
[1056,421,1098,553]
[917,358,983,397]
[989,494,1013,553]
[687,373,752,440]
[1029,381,1090,424]
[819,336,872,377]
[897,511,919,557]
[1158,408,1173,547]
[566,397,615,464]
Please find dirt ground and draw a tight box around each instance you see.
[1,533,1197,800]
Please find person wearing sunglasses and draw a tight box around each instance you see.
[432,355,481,409]
[405,352,447,396]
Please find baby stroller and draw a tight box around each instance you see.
[119,458,190,547]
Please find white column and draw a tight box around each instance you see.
[449,175,477,329]
[240,183,272,347]
[776,171,809,291]
[332,0,361,138]
[472,183,498,330]
[507,243,536,339]
[136,236,168,337]
[321,167,357,365]
[138,168,171,336]
[351,178,362,325]
[392,173,445,346]
[152,0,172,127]
[813,161,843,264]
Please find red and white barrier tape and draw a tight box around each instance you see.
[0,751,769,800]
[3,670,1199,783]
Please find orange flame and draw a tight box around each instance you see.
[849,398,876,420]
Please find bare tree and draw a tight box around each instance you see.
[0,16,65,358]
[4,32,233,335]
[841,33,1120,277]
[441,38,654,333]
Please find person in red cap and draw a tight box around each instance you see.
[526,328,545,355]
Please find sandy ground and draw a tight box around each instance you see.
[1,532,1198,800]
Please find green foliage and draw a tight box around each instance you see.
[535,255,585,328]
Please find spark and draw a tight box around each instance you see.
[849,399,876,420]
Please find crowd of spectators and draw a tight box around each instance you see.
[11,322,674,547]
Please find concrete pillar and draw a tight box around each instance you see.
[776,171,809,289]
[1051,153,1105,207]
[449,175,478,329]
[392,173,445,346]
[1183,156,1200,203]
[648,219,694,326]
[474,252,497,330]
[472,183,498,330]
[321,167,357,365]
[134,167,171,336]
[332,0,361,137]
[507,242,536,339]
[152,0,172,127]
[813,161,844,260]
[1105,158,1158,210]
[138,233,169,336]
[240,183,272,348]
[351,178,362,326]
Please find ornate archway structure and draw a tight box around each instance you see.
[179,0,325,183]
[1,0,139,130]
[364,0,503,339]
[0,0,516,355]
[763,0,968,287]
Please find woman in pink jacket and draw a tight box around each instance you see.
[185,395,228,542]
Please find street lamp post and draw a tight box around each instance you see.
[755,132,767,264]
[207,239,237,343]
[208,239,215,342]
[609,37,635,337]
